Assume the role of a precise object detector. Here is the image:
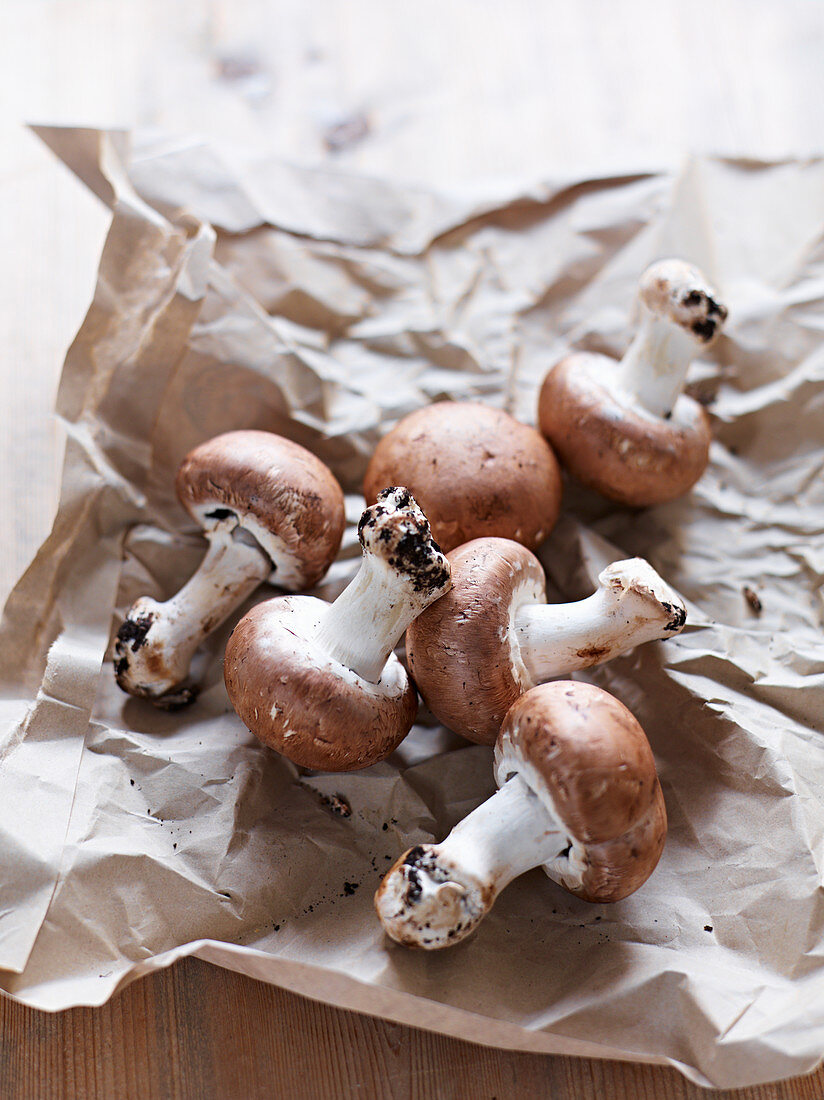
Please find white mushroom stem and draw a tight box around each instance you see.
[315,557,429,684]
[313,487,451,684]
[376,775,577,948]
[512,558,686,686]
[436,774,565,894]
[612,259,727,419]
[614,313,700,419]
[115,524,271,700]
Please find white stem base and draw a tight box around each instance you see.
[115,526,271,700]
[375,775,569,949]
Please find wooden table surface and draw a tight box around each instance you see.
[2,2,824,1096]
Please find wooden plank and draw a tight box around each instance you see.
[1,958,823,1099]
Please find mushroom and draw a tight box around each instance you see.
[406,537,686,745]
[224,487,451,771]
[375,680,667,949]
[362,401,562,552]
[538,259,728,506]
[114,430,346,705]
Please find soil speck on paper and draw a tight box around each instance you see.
[320,793,352,818]
[743,586,762,614]
[324,112,371,153]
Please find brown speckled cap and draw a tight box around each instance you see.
[176,430,345,590]
[570,788,667,902]
[363,402,562,552]
[406,538,545,745]
[494,681,666,902]
[224,596,418,772]
[538,354,711,507]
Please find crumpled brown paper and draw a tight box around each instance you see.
[1,127,823,1089]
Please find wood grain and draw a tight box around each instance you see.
[1,958,823,1100]
[1,2,824,1096]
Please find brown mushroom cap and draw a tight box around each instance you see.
[538,353,711,507]
[494,681,666,902]
[176,430,346,589]
[569,788,667,903]
[406,538,544,746]
[224,595,417,771]
[363,402,562,552]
